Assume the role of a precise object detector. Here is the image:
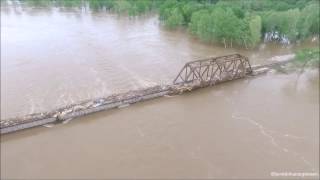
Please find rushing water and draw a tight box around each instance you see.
[1,1,319,179]
[1,72,319,179]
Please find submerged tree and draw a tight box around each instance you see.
[262,9,300,42]
[210,7,243,48]
[297,2,320,39]
[248,15,262,47]
[189,10,212,41]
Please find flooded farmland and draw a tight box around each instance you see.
[1,1,319,179]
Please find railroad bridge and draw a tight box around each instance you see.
[1,53,256,134]
[173,54,252,86]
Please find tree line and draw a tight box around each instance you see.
[158,0,319,48]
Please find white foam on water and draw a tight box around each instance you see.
[232,113,316,172]
[43,123,55,128]
[268,54,295,62]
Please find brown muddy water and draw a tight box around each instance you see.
[1,1,319,179]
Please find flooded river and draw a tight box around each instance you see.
[1,72,319,179]
[1,1,318,119]
[1,1,319,179]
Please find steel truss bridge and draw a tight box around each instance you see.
[173,54,252,85]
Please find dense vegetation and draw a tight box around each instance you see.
[158,0,319,48]
[9,0,320,48]
[296,48,320,66]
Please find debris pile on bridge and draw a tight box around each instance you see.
[0,85,171,133]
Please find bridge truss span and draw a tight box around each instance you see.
[173,54,252,85]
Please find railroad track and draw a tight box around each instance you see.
[0,54,295,134]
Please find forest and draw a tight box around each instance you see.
[158,0,319,48]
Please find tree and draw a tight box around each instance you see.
[189,10,213,41]
[248,15,262,46]
[159,0,179,21]
[262,9,300,41]
[89,0,115,11]
[181,1,203,23]
[165,7,184,28]
[211,7,242,48]
[298,2,320,38]
[114,0,131,14]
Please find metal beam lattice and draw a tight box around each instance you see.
[173,54,252,85]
